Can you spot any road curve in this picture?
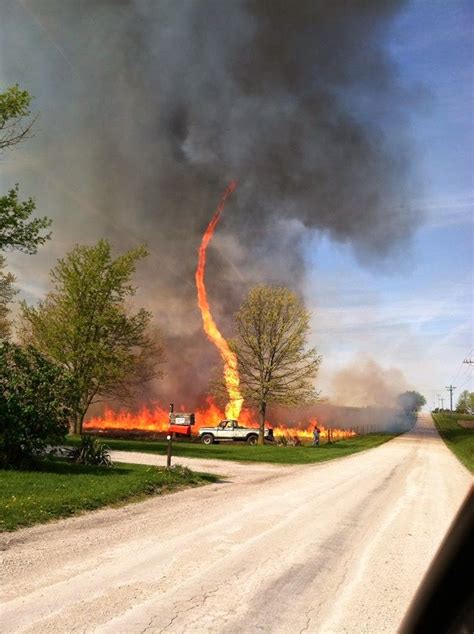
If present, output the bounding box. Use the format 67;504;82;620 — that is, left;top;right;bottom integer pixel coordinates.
1;414;471;633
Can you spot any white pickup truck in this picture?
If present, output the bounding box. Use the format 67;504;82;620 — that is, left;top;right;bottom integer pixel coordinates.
199;419;273;445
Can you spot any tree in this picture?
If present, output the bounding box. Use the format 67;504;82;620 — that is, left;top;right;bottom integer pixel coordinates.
231;286;321;444
0;341;73;467
0;85;50;337
0;256;17;338
397;391;426;413
0;84;36;152
0;85;51;253
19;239;165;434
0;184;51;254
456;390;474;415
396;390;426;428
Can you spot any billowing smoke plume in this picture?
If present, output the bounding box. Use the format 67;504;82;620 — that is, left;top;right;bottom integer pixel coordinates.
330;358;411;408
268;358;416;434
1;0;418;405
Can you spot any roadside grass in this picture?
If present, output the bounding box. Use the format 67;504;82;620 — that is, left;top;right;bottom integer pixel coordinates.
432;413;474;472
0;460;218;532
66;433;396;465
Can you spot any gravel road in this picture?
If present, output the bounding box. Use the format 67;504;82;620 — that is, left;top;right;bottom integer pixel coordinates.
1;413;471;633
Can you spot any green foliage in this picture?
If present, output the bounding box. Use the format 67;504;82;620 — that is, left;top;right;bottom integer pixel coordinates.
0;85;51;255
231;285;321;443
0;84;34;151
67;435;112;467
0;255;17;338
20;239;165;433
456;390;474;415
0;184;51;254
0;342;73;467
0;460;217;531
65;433;396;465
432;413;473;472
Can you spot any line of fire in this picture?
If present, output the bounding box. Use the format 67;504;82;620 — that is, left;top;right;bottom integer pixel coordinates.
84;183;356;445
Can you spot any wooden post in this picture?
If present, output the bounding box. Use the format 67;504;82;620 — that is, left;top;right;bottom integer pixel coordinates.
166;434;172;469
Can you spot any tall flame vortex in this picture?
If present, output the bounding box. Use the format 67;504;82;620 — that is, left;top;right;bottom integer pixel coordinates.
195;181;243;420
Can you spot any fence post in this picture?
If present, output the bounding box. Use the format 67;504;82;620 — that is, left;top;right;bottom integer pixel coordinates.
166;434;173;469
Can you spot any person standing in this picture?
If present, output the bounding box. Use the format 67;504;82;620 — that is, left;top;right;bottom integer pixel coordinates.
312;425;321;446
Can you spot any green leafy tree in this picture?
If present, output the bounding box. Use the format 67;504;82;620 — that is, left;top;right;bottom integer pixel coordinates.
0;185;51;254
20;239;165;434
0;84;36;151
0;85;51;254
0;341;73;467
0;85;50;341
0;256;17;339
231;286;321;444
456;390;474;415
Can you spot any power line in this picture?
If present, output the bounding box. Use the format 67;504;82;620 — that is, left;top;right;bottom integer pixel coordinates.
451;348;474;383
456;375;474;391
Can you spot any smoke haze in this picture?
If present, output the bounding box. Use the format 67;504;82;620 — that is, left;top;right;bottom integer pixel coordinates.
1;0;419;404
331;358;411;408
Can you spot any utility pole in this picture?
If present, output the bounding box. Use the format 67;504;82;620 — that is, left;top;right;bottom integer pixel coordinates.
440;397;445;410
445;385;456;412
463;359;474;365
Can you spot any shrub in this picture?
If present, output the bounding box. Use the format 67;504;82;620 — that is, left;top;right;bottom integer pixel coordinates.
67;435;112;467
0;342;73;467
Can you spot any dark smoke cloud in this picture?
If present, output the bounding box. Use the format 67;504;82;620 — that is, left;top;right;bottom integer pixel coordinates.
2;0;419;405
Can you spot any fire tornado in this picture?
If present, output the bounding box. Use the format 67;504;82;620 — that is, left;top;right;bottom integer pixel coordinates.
195;181;243;420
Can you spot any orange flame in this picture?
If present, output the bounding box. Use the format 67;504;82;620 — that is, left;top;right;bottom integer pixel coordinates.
195;181;243;420
83;398;356;442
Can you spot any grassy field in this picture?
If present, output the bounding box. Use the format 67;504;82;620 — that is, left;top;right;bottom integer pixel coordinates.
450;413;474;421
432;413;474;472
0;461;217;532
66;433;396;465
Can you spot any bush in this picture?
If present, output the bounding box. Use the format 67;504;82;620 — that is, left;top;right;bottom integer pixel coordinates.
67;435;112;467
0;342;73;467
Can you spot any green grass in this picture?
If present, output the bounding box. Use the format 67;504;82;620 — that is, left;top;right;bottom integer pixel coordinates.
66;433;396;465
449;413;474;421
432;413;474;472
0;460;218;532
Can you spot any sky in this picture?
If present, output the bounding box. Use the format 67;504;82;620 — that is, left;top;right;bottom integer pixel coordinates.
0;0;473;412
304;0;473;407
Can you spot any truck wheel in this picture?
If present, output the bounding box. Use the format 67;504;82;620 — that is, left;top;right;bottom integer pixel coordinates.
201;434;214;445
246;434;258;445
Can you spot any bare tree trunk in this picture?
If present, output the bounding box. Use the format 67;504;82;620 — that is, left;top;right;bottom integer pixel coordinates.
258;401;266;445
69;409;86;435
69;412;80;435
77;409;87;436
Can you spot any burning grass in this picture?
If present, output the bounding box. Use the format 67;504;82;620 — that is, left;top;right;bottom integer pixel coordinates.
67;433;395;465
0;460;218;532
84;399;357;443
